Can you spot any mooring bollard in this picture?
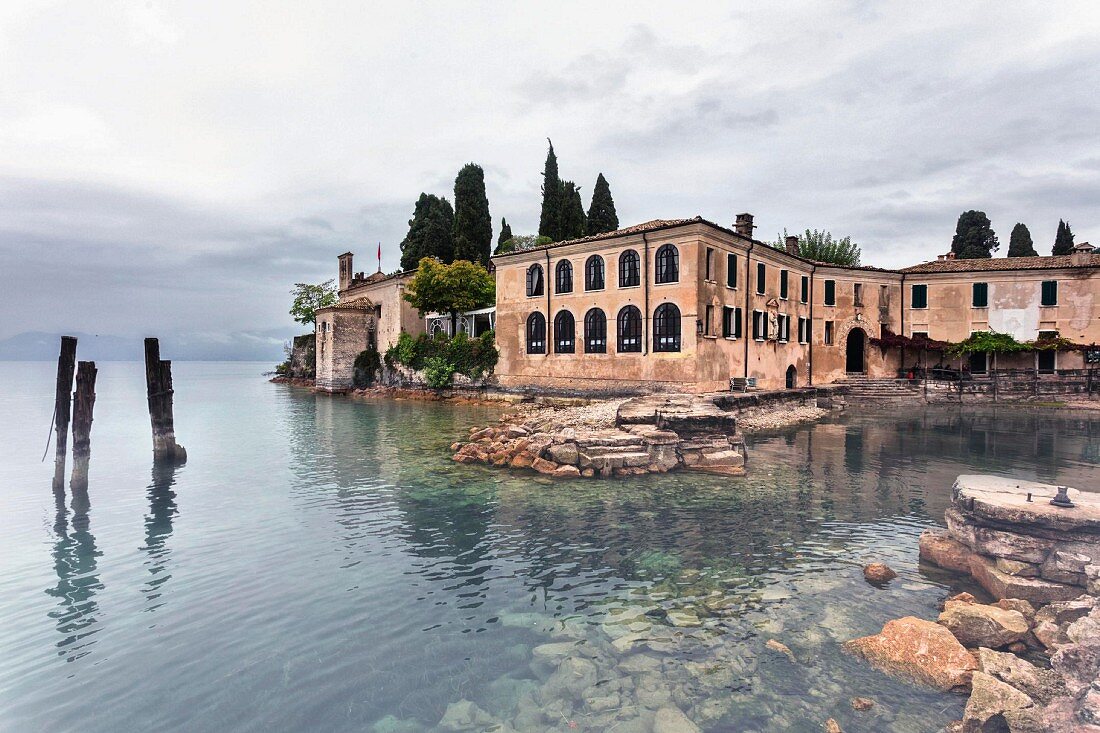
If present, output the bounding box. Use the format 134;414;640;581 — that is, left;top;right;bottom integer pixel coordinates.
69;361;97;491
144;338;187;464
51;336;78;492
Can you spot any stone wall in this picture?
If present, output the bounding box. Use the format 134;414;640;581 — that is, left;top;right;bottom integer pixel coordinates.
315;310;370;392
289;334;315;378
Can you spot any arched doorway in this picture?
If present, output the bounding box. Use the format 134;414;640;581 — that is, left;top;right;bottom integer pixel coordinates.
785;365;797;389
846;327;866;374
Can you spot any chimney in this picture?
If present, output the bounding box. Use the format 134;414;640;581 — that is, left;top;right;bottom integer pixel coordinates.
946;251;957;260
785;235;799;255
1072;241;1094;266
338;252;354;291
734;213;755;238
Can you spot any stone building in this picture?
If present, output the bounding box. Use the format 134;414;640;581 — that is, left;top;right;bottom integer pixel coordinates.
491;216;1100;393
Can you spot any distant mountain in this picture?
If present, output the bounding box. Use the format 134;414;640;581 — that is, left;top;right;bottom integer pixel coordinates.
0;330;306;361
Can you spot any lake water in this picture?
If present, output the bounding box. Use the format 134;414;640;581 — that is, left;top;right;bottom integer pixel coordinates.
1;362;1098;733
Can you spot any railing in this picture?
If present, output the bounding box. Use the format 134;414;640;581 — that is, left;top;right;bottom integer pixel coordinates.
892;366;1099;400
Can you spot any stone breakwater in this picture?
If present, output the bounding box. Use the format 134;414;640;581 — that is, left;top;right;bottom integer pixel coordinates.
847;476;1100;732
452;394;748;478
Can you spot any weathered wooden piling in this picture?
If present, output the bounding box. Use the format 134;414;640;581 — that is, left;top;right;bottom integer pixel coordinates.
144;338;187;464
69;361;97;491
51;336;78;491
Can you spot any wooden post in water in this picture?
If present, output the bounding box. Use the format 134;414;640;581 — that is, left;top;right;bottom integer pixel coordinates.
70;361;98;491
52;336;78;491
144;338;187;464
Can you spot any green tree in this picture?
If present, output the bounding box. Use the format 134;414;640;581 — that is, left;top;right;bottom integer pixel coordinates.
951;210;998;259
400;194;455;271
586;172;619;235
497;218;512;249
289;279;338;326
1007;223;1037;257
403;257;495;334
452;163;492;266
1053;219;1075;255
496;234;550;254
538;139;562;241
771;229;861;266
559;180;587;240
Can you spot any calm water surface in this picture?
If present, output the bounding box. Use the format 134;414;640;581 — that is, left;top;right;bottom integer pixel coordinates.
1;362;1098;733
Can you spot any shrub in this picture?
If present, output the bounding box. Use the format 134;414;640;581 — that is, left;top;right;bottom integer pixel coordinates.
383;329;499;384
353;347;381;388
423;357;456;388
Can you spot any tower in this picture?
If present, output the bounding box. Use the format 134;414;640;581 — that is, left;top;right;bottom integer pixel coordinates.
338;252;353;292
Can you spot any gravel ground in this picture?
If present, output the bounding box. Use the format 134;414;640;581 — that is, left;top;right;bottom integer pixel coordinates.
737;405;828;432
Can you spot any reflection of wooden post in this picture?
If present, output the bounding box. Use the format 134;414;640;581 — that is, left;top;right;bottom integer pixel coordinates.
52;336;78;491
144;338;187;464
70;361;97;491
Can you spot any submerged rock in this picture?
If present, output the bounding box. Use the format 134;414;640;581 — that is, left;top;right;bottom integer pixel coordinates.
824;719;844;733
850;697;875;711
653;705;702;733
844;616;978;691
863;562;898;584
765;639;795;661
437;700;498;732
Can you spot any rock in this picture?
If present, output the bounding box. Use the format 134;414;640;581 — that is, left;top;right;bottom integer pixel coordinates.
541;657;598;700
437;700;498;731
991;599;1036;624
946;508;1054;565
995;558;1040;577
666;610;701;627
969;555;1082;605
510;452;534;469
504;425;529;439
1066;607;1100;645
863;562;898;583
1034;595;1096;627
962;671;1034;732
920;530;976;574
1032;620;1069;649
1041;551;1091;586
843;616;978;691
653;706;701;733
850;697;874;711
371;715;425;733
945;592;979;606
553;464;581;478
976;648;1066;705
581;467;595;478
1087;565;1100;595
766;639;795;660
938;602;1029;648
548;442;580;465
553;427;577;443
824;719;843;733
531;457;558;475
1051;638;1100;696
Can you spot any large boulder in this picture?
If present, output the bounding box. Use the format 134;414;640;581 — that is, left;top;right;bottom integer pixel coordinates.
969;555;1082;605
962;671;1034;732
939;601;1029;648
976;648;1066;705
844;616;978;691
920;529;976;574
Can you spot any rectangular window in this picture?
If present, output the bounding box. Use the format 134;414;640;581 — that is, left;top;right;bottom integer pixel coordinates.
705;247;714;281
780;270;789;300
756;263;766;295
911;331;929;339
911;284;928;309
798;317;809;344
853;283;863;307
777;314;789;342
734;307;743;338
972;282;988;308
752;310;763;341
824;279;836;306
722;307;735;338
705;305;714;336
1037;330;1057;373
1041;280;1058;306
824;320;835;345
726;253;737;288
800;276;809;304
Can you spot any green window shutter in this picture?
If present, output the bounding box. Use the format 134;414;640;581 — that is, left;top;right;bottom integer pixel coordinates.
800;276;809;303
727;253;737;288
972;282;988;308
912;284;927;309
1041;280;1058;306
734;308;743;338
824;280;835;306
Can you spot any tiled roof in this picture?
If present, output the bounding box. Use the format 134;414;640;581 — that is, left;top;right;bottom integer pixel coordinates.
320;296;375;311
493;217;713;257
900;253;1100;274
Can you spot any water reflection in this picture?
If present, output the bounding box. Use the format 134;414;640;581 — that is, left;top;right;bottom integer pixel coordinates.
44;487;103;662
140;463;180;612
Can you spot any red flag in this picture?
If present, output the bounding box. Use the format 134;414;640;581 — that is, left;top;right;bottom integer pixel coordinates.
377;242;381;271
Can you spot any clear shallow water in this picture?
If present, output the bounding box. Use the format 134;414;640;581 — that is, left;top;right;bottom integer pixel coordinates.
1;362;1098;733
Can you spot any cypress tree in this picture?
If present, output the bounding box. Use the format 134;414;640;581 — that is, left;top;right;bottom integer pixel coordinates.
452;163;492;266
558;180;587;240
538;139;562;241
421;196;455;264
497;218;512;248
950;210;998;259
586;173;619;235
1052;219;1075;255
399;193;434;271
1007;223;1037;257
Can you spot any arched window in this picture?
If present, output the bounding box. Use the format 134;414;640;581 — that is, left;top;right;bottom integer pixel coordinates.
653;303;681;352
526;264;544;297
619;249;640;288
526;312;546;354
617;306;642;353
585;255;605;291
554;311;575;353
655;244;679;284
584;308;607;353
555;260;573;294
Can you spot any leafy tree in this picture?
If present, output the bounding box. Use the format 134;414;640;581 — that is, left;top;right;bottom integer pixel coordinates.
951;210;998;259
452;163;492;266
1053;219;1075;255
400;194;455;270
586;172;619;235
289;279;338;326
559;180;587;240
403;257;495;334
771;229;861;266
1007;223;1037;257
496;234;551;254
497;218;512;248
538;139;562;241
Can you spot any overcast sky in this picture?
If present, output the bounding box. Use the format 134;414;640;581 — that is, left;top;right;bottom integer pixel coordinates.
1;1;1098;351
